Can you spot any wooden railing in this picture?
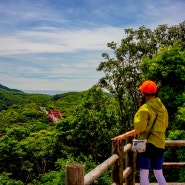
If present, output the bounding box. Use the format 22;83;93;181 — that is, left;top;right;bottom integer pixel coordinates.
65;139;185;185
163;140;185;169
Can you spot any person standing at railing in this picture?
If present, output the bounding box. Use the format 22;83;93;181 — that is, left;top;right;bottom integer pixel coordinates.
113;80;168;185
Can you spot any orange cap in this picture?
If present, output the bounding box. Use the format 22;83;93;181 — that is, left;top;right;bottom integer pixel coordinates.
139;80;157;93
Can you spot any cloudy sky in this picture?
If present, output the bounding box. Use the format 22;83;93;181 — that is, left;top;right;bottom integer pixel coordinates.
0;0;185;93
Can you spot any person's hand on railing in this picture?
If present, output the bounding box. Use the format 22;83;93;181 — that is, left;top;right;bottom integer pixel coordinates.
112;129;143;144
112;134;126;144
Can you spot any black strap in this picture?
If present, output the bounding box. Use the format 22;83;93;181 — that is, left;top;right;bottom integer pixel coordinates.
147;114;158;139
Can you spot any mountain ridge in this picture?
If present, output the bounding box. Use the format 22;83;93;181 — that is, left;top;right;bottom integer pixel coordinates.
0;84;23;93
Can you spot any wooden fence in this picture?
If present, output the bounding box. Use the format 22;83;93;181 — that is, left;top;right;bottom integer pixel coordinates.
65;139;185;185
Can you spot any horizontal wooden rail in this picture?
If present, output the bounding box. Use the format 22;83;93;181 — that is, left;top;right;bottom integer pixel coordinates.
84;154;119;185
165;140;185;146
163;162;185;168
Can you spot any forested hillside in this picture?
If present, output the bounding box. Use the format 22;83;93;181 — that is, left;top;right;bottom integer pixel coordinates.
0;21;185;184
0;86;118;185
0;88;85;131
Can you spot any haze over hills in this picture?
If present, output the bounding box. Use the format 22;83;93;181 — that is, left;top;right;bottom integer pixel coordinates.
24;90;70;95
0;84;70;95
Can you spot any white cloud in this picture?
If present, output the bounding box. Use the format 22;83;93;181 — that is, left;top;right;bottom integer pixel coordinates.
0;26;123;56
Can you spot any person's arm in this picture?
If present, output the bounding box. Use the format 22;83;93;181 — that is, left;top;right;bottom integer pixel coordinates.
112;129;144;144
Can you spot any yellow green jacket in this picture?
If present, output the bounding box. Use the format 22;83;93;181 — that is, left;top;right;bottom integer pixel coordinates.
134;97;168;149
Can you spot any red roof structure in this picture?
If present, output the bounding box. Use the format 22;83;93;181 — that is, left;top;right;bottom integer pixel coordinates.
48;110;62;123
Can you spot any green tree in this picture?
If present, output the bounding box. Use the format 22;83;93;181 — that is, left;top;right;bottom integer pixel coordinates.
0;127;59;184
171;104;185;131
140;46;185;117
56;86;120;162
97;21;185;130
0;173;24;185
0;127;30;181
97;36;142;131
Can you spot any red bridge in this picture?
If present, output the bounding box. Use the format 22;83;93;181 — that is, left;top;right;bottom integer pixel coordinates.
48;110;62;123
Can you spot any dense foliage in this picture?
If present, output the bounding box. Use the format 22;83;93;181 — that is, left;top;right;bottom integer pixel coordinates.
0;21;185;184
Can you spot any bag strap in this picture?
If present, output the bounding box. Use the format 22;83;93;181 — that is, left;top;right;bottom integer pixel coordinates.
147;113;158;139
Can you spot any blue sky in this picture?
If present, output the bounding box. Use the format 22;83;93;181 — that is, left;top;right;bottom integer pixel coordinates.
0;0;185;92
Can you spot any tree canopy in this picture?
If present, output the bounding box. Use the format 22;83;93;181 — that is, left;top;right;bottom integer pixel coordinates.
97;21;185;130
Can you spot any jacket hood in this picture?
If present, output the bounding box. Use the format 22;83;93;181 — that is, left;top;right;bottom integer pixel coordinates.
146;97;166;113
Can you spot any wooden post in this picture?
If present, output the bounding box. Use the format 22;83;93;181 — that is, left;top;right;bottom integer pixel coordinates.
111;141;124;185
66;163;84;185
132;150;136;185
125;137;135;185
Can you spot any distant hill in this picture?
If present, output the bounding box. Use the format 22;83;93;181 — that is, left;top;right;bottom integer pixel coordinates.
0;84;22;93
